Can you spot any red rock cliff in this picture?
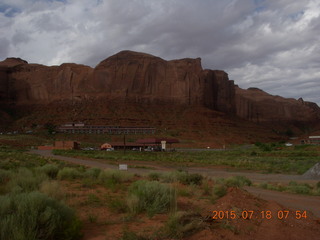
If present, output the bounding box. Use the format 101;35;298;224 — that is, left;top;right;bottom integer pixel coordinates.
235;87;320;123
0;51;235;113
0;51;319;125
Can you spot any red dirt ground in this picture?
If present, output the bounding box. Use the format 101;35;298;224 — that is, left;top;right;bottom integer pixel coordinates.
59;179;320;240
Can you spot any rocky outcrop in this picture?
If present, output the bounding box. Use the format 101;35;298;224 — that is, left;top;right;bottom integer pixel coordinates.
0;51;235;113
0;51;319;126
235;87;320;123
89;51;205;104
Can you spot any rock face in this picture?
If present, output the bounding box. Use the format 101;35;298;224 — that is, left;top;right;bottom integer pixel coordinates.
235;87;320;123
89;51;205;104
0;51;235;113
0;50;319;126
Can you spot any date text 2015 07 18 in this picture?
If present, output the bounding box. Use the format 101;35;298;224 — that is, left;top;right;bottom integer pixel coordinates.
212;210;308;220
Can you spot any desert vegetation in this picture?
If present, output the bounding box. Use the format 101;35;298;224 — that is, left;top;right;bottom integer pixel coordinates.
258;180;320;196
1;135;320;239
1;144;265;239
53;143;320;174
0;146;82;240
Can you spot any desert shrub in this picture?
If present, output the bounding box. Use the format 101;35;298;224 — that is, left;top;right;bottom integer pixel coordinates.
0;191;81;240
0;169;11;184
202;179;211;195
178;173;203;185
161;211;204;239
288;181;298;186
287;185;311;195
84;167;101;179
127;180;176;217
269;183;286;192
259;182;268;189
148;172;162;181
161;171;179;183
213;184;227;198
99;169;134;184
160;171;203;185
39;180;65;200
57;167;82;180
37;164;60;179
9;168;48;193
224;176;252;187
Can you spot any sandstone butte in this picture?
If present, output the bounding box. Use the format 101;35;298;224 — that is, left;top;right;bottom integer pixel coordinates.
0;50;319;133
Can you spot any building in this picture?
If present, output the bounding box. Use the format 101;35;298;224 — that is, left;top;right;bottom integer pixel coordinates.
300;136;320;145
309;136;320;144
57;123;156;135
109;138;179;151
38;141;80;150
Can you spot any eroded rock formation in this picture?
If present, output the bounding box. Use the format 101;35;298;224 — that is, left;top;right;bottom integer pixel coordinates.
0;50;319;126
235;87;320;123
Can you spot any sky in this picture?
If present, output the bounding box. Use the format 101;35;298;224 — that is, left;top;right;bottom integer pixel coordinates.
0;0;319;105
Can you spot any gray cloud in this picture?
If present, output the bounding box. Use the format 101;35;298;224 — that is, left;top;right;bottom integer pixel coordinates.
0;38;10;58
0;0;319;105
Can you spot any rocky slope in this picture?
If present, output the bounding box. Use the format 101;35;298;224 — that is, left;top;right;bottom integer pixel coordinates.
0;50;319;134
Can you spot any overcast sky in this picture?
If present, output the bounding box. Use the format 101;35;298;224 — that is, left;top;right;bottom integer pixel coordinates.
0;0;319;105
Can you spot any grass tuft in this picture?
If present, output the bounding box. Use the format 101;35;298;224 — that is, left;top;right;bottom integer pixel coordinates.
127;180;176;217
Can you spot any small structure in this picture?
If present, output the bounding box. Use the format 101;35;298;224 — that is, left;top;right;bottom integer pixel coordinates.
54;141;80;150
136;138;179;151
119;164;128;171
100;143;113;150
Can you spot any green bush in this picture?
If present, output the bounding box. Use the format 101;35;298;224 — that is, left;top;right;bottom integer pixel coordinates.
57;167;82;180
98;169;134;184
161;172;179;183
259;182;268;189
39;180;65;200
0;191;81;240
213;184;227;198
106;195;128;213
37;164;60;179
287;185;311;195
177;173;203;185
148;172;162;181
288;181;298;186
224;176;252;187
317;181;320;189
84;168;101;179
127;180;176;217
161;211;204;239
9;168;48;193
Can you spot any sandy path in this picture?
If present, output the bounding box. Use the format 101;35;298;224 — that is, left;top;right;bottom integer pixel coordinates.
30;149;320;218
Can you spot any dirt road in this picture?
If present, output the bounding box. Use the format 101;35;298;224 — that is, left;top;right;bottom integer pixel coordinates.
30;149;320;218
